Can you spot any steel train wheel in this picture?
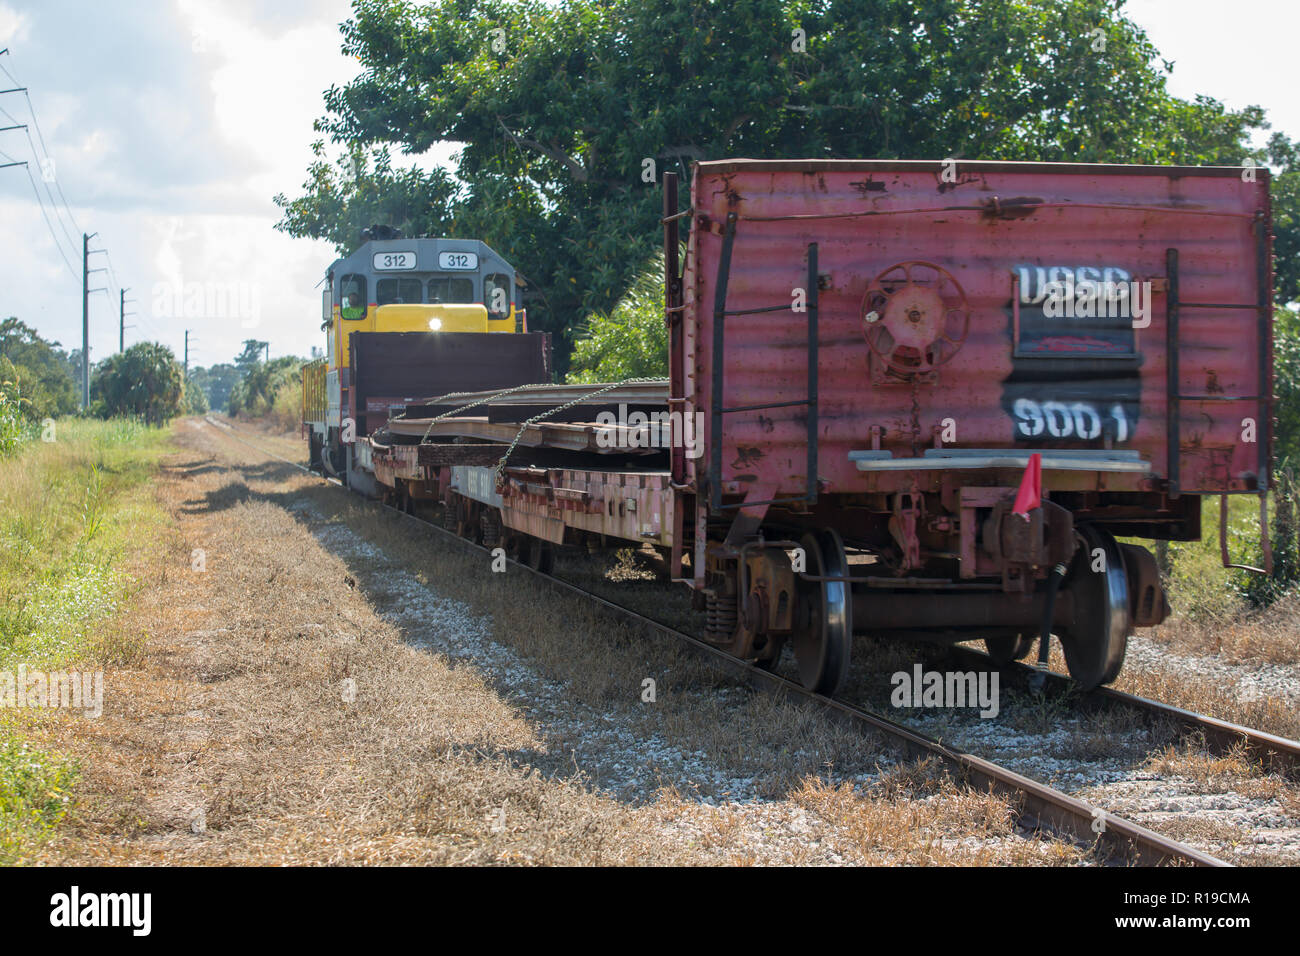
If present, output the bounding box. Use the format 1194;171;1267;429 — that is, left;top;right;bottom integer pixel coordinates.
791;530;853;695
1058;526;1130;690
442;493;461;531
984;633;1035;666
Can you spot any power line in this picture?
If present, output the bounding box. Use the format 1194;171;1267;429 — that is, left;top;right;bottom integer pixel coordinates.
22;162;79;280
1;134;80;274
2;50;94;276
19;125;81;254
2;47;131;350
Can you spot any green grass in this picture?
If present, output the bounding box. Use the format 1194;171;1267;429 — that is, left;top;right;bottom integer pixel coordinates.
0;418;170;666
0;417;171;863
1157;494;1285;622
0;734;78;864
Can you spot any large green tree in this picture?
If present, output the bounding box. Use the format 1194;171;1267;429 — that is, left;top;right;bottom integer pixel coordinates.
0;318;78;420
567;253;668;383
228;356;306;418
276;0;1293;373
90;343;185;425
187;363;243;413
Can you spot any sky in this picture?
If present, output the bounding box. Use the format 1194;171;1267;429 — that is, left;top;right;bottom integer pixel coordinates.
0;0;1297;371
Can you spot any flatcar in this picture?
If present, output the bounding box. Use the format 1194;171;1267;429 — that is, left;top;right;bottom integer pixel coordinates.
319;159;1276;697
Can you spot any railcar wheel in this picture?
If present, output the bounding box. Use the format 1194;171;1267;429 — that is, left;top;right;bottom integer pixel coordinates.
1058;526;1130;690
791;530;853;695
442;493;461;531
984;633;1035;666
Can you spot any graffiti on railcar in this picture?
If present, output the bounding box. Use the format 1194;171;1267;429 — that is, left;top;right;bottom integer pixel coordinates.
1001;265;1146;445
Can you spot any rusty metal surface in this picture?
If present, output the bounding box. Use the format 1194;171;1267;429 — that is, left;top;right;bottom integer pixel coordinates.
386;416;663;455
349;331;551;435
682;160;1272;505
417;442;512;466
498;467;676;545
408;380;669;408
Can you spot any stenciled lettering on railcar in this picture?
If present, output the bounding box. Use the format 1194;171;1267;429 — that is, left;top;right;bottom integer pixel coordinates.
1002;264;1146;445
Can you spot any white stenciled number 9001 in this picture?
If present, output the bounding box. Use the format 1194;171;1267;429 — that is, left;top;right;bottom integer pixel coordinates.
1013;398;1129;442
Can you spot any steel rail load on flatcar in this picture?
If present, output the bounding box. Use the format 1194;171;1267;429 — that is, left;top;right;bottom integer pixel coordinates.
305;159;1276;698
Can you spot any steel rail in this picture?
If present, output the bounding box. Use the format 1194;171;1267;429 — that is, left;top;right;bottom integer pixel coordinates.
945;644;1300;778
204;418;1229;866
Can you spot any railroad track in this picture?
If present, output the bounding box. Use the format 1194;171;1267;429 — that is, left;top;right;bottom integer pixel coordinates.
202;416;1232;866
941;644;1300;778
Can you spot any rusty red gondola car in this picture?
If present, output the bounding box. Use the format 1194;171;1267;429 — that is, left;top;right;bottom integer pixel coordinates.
356;158;1275;696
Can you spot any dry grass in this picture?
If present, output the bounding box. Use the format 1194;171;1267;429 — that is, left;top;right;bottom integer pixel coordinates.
1145;591;1300;667
19;418;1101;865
1112;664;1300;742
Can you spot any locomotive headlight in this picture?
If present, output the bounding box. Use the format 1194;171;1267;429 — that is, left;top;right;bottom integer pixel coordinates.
427;317;442;331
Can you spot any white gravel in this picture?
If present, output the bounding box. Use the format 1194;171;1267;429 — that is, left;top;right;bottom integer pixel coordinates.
897;667;1300;864
1123;632;1300;703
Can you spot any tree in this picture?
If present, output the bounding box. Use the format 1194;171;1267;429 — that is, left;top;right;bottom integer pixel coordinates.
276;0;1282;375
183;376;210;415
567;254;668;383
0;374;31;454
0;317;78;420
228;356;305;418
90;342;185;425
187;363;243;413
235;339;269;375
1273;307;1300;465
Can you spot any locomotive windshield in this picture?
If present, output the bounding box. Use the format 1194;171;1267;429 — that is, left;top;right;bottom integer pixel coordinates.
428;275;475;304
376;277;423;305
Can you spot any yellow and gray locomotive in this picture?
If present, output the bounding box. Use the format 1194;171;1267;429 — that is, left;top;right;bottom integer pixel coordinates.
302;231;549;488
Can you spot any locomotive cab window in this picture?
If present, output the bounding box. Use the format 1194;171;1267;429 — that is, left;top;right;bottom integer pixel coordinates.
484;273;511;319
428;275;475;304
377;277;423;305
339;274;367;320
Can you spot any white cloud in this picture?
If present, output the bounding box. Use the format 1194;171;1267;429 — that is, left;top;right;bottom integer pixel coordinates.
0;3;30;45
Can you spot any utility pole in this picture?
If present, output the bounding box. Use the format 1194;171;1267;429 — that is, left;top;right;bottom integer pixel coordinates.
264;343;270;363
119;288;135;353
184;329;190;375
81;233;108;407
81;238;88;408
82;234;91;407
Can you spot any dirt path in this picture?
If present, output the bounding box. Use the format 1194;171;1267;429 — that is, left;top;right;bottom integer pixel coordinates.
33;419;1091;865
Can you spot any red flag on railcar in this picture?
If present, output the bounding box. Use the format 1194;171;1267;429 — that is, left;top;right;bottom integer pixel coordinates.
1012;453;1042;519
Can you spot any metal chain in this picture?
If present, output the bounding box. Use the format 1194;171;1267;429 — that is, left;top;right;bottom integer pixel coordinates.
493;376;667;481
406;381;561;445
